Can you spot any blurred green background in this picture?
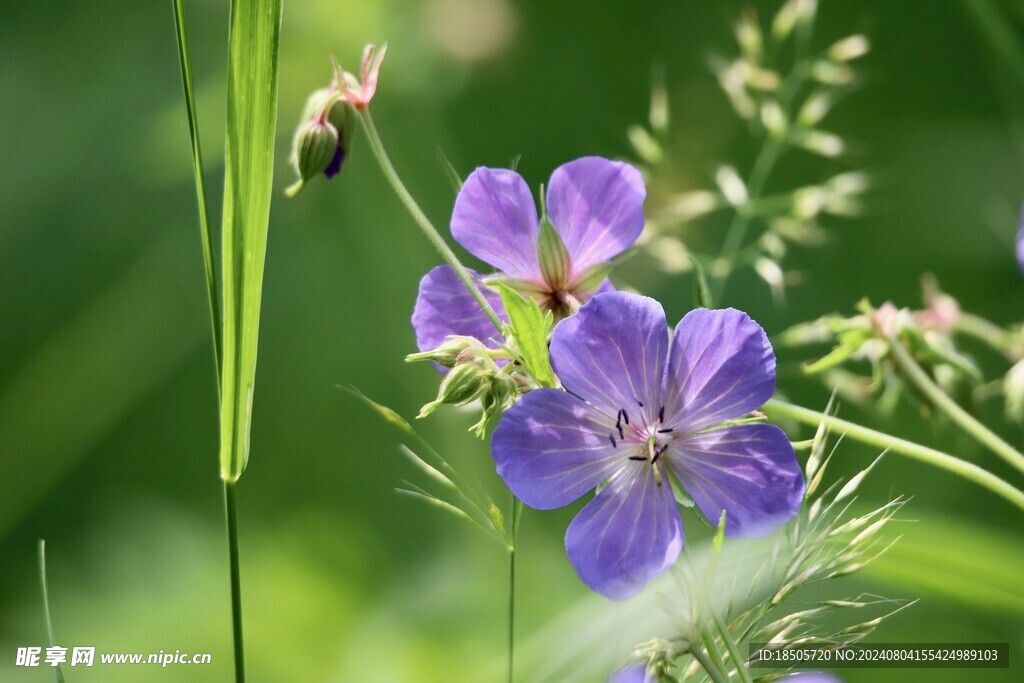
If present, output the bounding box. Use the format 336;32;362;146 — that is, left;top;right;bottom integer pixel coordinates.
2;0;1023;680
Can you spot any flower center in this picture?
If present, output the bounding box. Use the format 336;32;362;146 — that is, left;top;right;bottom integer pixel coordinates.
606;404;675;486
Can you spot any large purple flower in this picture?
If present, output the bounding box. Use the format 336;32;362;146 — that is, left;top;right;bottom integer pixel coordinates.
492;292;805;600
412;157;645;359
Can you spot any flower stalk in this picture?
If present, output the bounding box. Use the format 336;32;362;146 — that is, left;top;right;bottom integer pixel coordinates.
356;108;505;333
762;398;1024;511
888;337;1024;477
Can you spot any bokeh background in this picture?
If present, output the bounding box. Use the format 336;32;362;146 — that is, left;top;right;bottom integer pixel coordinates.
2;0;1023;680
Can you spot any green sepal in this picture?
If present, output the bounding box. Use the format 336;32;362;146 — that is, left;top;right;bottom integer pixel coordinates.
535;216;572;289
496;284;557;387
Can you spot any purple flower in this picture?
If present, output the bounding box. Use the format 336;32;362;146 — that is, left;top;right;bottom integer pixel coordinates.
610;661;656;683
491;292;805;600
1017;203;1024;274
412;157;645;360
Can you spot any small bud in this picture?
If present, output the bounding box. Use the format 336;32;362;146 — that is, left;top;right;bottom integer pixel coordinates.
417;363;488;418
760;100;788;138
798;130;845;157
829;35;870;62
406;335;483;368
627;125;664;165
811;60;854;85
736;13;763;57
536;216;572;289
715;166;748;207
797;90;833;127
295;119;339;182
1005;359;1024;423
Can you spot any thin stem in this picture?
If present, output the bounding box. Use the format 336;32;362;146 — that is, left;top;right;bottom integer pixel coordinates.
507;494;523;683
763;398;1024;511
357;108;505;334
954;312;1020;361
224;482;245;683
689;643;730;683
172;0;222;386
713;136;784;298
714;613;754;683
888;338;1024;477
38;540;66;683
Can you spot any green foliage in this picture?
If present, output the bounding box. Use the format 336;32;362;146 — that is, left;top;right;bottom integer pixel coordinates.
218;0;284;482
496;284;556;388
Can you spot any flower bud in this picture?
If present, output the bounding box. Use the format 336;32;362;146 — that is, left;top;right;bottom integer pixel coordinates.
295;119;339;182
1005;359;1024;423
406;335;483;368
417;363;488;418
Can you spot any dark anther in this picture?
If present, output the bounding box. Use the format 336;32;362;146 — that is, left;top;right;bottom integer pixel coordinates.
609;434;617;448
657;428;674;434
628;455;646;461
658;405;665;423
651;445;669;464
617;424;625;439
636;399;644;407
621;409;630;425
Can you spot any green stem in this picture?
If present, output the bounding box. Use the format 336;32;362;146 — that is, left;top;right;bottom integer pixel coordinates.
357;108;505;334
172;0;222;385
954;312;1021;361
38;540;65;683
713;137;784;297
763;398;1024;511
224;482;245;683
507;495;523;683
888;338;1024;477
713;614;753;683
689;644;730;683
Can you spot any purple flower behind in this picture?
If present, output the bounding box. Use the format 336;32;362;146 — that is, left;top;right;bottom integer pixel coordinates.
610;661;657;683
491;291;805;600
1017;203;1024;274
412;157;645;362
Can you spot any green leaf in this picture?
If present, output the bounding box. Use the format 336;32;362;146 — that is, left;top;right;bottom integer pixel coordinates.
802;330;869;374
172;0;221;387
218;0;284;482
496;284;556;387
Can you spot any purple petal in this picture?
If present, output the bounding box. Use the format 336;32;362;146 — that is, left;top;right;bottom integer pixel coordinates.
546;157;646;273
451;167;540;279
491;389;623;510
411;265;506;359
661;308;776;432
565;463;683;600
1017;203;1024;275
550;292;668;417
667;424;804;538
610;661;656;683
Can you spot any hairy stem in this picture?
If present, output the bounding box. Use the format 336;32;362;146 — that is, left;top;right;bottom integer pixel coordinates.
508;495;523;683
888;338;1024;477
763;398;1024;511
224;482;245;683
357;108;505;333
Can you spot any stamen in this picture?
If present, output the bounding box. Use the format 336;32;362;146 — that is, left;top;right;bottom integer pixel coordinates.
657;428;674;434
609;434;618;448
628;455;646;461
658;405;665;423
652;444;669;464
621;409;630;425
617;424;624;439
636;399;644;408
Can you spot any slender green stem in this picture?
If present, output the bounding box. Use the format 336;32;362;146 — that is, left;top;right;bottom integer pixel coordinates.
357;108;505;334
172;0;222;384
954;312;1020;361
224;482;245;683
507;494;523;683
702;633;732;683
38;540;65;683
713;614;753;683
888;338;1024;477
689;643;730;683
763;398;1024;511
